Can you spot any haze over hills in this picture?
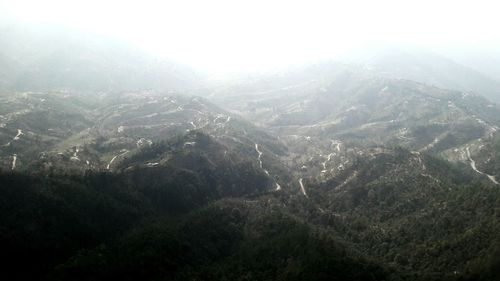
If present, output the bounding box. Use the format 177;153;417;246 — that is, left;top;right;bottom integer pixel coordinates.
438;46;500;81
335;46;500;102
1;11;500;281
0;22;202;93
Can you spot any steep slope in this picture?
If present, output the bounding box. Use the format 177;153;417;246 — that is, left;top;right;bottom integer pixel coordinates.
285;147;500;278
0;91;95;169
117;131;279;200
0;91;291;192
54;200;392;281
211;69;500;183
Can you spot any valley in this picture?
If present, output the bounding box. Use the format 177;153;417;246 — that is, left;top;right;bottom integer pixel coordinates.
2;69;500;280
1;17;500;281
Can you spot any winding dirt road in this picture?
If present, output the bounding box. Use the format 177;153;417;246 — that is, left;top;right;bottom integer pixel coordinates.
466;146;499;185
107;150;129;170
299;178;308;197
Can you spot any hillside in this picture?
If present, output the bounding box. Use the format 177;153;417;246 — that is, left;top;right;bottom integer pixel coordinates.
336;47;500;102
1;19;500;281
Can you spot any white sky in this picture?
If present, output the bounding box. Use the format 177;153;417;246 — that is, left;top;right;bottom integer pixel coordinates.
1;0;499;72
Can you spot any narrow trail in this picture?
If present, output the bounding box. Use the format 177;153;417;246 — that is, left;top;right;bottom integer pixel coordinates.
2;129;24;146
474;117;499;138
254;143;269;175
11;154;17;170
420;136;440;152
213;115;231;124
327;152;334;162
321;153;335;172
299;178;308;197
330;140;342;152
254;143;281;190
107;150;129;170
466;146;499;185
13;129;23;140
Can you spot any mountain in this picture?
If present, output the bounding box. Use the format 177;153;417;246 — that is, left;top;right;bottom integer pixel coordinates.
438;46;500;81
2;67;500;280
0;91;288;189
336;46;500;102
210;67;500;183
0;22;202;93
2;21;500;280
297;147;500;277
0;170;393;281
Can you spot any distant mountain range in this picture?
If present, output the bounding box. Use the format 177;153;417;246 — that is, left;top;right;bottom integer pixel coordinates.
336;46;500;102
0;22;202;93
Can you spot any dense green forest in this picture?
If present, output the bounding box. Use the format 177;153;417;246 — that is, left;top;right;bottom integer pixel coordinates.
0;170;389;281
1;144;500;281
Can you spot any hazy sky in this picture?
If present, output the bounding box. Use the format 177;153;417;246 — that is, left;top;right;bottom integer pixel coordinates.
1;0;499;72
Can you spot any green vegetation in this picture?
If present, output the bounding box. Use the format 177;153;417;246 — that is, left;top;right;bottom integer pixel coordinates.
2;143;500;280
1;57;500;281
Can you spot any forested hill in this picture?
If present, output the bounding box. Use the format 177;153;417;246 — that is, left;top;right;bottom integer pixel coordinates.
2;18;500;281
